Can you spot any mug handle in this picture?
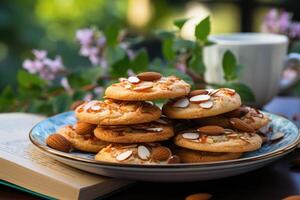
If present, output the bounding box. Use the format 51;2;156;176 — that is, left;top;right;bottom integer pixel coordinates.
279;53;300;93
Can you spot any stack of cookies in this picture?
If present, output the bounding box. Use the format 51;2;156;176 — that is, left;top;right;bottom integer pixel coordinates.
162;88;269;163
46;71;270;165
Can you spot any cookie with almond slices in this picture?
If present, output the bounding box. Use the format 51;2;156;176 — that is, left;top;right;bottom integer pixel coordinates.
162;88;241;119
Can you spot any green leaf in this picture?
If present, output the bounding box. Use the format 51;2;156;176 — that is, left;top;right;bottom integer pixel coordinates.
81;67;104;82
105;46;126;66
154;30;175;39
17;70;46;89
216;82;255;102
28;100;53;115
162;38;175;61
110;55;131;78
222;50;238;81
51;94;73;114
173;18;189;29
188;53;205;75
0;86;15;112
195;16;210;42
104;25;120;46
130;49;149;73
173;38;196;52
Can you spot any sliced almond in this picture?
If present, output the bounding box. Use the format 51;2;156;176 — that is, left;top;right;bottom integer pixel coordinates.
146;127;163;132
189;89;209;97
74;122;96;135
208;89;221;96
133;82;153;91
90;105;101;111
46;134;73;152
270;132;284;142
224;88;236;95
137;145;151;160
227;133;238;138
151;146;171;161
199;100;214;109
137;72;162;81
128;76;140;84
197;125;225;135
229;118;255;132
182;132;199;140
173;98;190;108
206;138;214;144
116;150;133;161
189;94;210;103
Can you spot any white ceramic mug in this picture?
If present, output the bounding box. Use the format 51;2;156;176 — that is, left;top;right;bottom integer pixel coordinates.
203;33;288;106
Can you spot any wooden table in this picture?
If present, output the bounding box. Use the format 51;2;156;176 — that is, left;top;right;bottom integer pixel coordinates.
1;97;300;200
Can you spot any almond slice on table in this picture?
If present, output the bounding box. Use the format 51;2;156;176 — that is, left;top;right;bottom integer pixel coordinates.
199;100;214;109
173;98;190;108
74;122;96;135
189;89;209;97
116;150;133;161
189;94;211;103
137;145;151;160
151;146;171;161
229;118;255;132
182;132;199;140
128;76;140;84
46;134;73;152
197;125;225;135
137;72;162;81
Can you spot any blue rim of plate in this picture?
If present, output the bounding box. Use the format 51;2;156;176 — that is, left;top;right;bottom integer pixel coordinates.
29;111;300;168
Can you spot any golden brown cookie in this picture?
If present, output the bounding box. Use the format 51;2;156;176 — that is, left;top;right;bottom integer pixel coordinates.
105;74;191;101
57;125;108;153
75;99;161;125
194;106;270;130
162;88;241;119
175;148;242;163
174;129;262;153
95;143;179;164
94;120;174;143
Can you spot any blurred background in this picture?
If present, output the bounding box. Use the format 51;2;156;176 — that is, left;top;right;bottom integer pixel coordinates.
1;0;300;91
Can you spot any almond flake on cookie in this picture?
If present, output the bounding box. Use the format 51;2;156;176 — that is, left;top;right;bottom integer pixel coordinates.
199;100;214;109
137;145;151;160
128;76;140;84
182;132;199;140
189;94;211;103
116;150;133;161
173;98;190;108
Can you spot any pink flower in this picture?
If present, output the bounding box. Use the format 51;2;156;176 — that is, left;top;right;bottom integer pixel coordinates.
83;93;93;101
23;59;44;74
44;56;64;73
290;22;300;38
175;62;187;73
32;50;47;60
76;29;94;46
93;87;103;96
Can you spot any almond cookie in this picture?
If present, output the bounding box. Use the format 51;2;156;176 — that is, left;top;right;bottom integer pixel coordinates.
95;143;179;164
94;120;174;143
174;128;262;153
57;125;108;153
175;148;242;163
105;73;191;101
75;99;161;125
162;88;241;119
194;106;270;130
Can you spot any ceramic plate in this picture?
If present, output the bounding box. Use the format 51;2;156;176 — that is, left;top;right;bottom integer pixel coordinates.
29;111;300;182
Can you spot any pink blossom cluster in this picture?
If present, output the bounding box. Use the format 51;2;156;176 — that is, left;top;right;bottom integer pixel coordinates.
261;9;300;39
76;28;107;67
22;50;65;80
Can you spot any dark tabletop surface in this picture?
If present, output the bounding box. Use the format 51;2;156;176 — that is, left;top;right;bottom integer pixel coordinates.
1;97;300;200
